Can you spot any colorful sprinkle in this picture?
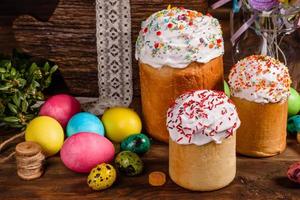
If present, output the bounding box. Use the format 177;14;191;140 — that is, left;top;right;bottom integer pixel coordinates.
167;90;240;145
135;7;224;68
228;55;291;103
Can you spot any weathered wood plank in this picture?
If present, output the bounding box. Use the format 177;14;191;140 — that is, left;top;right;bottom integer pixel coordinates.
12;0;97;96
1;1;300;96
0;0;208;97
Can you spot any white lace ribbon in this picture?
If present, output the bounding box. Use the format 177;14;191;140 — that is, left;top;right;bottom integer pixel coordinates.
82;0;133;115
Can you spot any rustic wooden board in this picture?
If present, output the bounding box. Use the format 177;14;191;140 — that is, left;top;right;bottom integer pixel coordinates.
0;0;209;97
0;129;300;200
1;1;300;96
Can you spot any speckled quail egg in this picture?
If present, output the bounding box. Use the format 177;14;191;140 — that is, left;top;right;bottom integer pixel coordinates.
115;151;143;176
87;163;116;190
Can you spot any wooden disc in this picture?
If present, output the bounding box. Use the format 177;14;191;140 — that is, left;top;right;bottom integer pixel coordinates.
149;171;166;186
16;141;42;157
17;170;43;181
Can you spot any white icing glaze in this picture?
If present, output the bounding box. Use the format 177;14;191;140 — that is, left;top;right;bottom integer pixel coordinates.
135;7;224;68
228;55;291;104
167;90;240;146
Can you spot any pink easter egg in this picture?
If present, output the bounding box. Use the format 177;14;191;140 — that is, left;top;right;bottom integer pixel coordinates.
287;161;300;183
39;94;81;128
60;132;115;173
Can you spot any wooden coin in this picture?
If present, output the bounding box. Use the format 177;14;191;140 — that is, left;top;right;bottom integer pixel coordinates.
17;170;43;181
148;171;166;186
16;141;42;157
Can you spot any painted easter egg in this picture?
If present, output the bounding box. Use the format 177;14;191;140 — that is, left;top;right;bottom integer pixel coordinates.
87;163;117;191
287;161;300;183
102;107;142;143
288;88;300;116
224;81;230;97
66;112;105;137
121;134;151;155
115;151;143;176
287;115;300;134
39;94;81;128
25;116;64;156
60;132;114;173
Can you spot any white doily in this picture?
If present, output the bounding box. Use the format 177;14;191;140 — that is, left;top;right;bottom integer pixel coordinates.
82;0;133;115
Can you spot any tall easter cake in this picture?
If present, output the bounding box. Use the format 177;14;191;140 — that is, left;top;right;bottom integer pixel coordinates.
136;7;225;143
167;90;240;191
229;55;291;157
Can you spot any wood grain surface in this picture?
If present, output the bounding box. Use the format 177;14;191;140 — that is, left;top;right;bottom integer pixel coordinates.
0;128;300;200
1;1;300;96
0;0;209;97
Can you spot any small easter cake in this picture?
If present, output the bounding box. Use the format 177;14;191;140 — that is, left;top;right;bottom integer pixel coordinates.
136;7;225;143
167;90;240;191
228;55;291;157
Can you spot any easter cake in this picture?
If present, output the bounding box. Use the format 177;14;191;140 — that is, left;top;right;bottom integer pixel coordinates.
167;90;240;191
228;55;291;157
136;7;225;143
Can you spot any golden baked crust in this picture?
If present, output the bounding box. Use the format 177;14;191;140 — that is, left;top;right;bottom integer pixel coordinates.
232;96;288;157
139;56;224;143
169;134;236;191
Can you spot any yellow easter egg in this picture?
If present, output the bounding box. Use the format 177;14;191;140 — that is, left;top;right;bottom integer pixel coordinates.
102;107;142;143
25;116;64;156
87;163;117;191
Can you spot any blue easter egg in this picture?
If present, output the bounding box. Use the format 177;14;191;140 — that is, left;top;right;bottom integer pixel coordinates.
66;112;105;137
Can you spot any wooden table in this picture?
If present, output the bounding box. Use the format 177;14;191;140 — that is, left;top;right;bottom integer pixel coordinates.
1;132;300;200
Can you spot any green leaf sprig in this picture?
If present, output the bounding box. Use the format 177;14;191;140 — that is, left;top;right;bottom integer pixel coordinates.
0;50;58;129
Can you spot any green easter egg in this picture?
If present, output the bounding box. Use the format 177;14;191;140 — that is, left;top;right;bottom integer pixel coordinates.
120;134;151;155
115;151;143;176
288;88;300;116
224;81;230;97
